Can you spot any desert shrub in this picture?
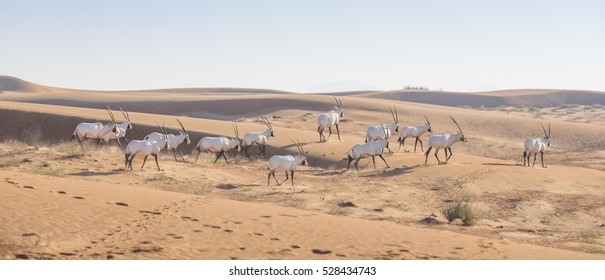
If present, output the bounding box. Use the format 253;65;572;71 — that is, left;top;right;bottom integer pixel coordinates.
441;201;477;226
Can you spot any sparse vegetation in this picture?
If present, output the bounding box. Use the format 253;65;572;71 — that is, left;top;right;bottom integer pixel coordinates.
0;158;23;168
403;85;431;91
23;165;64;177
328;207;352;216
441;200;477;226
2;139;29;151
147;173;175;183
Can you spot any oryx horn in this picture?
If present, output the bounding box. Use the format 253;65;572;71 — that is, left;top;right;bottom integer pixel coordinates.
449;116;464;135
176;118;188;135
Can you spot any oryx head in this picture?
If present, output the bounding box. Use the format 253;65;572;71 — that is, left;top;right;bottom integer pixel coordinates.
261;117;274;137
119;106;133;130
292;140;308;166
450;116;467;142
333;96;344;117
424;115;433;133
176;118;191;145
104;105;118;133
232;122;242;152
541;123;551;147
389;106;399;132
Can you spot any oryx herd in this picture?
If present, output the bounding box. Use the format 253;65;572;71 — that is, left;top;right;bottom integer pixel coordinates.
71;99;552;186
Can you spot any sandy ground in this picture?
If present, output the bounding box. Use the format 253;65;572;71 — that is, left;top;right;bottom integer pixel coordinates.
1;77;605;259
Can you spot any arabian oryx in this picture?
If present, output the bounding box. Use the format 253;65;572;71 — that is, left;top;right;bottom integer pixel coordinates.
71;105;117;145
145;118;191;161
100;106;133;145
317;97;344;142
398;115;433;152
124;123;171;171
523;123;551;168
267;140;308;186
347;126;391;172
424;116;467;164
195;122;242;164
365;106;399;153
242;117;274;158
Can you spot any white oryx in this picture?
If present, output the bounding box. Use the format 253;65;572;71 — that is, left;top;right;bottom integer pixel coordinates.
523;123;551;168
424;116;467;164
242;117;274;158
317;97;344;142
267;140;308;186
398;115;433;152
145;118;191;161
124;123;171;171
347;126;391;172
195;122;241;164
71;105;117;145
365;106;399;153
100;106;133;145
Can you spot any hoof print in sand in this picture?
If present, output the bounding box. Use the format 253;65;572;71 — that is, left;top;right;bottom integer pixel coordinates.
115;202;128;207
312;249;332;255
57;191;66;194
22;185;35;189
337;201;356;208
139;210;161;215
72;196;85;200
15;254;29;259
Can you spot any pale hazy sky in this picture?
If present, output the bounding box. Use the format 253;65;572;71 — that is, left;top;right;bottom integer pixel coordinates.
1;0;604;92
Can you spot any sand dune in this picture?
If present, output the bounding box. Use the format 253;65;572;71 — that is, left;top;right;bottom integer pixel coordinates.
0;75;294;95
352;89;605;108
1;76;605;260
2;170;602;260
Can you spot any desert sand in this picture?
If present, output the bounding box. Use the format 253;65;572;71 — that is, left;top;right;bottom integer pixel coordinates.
1;76;605;259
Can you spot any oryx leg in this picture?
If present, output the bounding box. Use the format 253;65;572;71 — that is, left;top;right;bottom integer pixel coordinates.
141;155;149;169
213;151;224;164
533;153;537;166
378;154;389;168
173;149;179;161
354;157;362;172
347;156;354;170
335;124;341;140
178;148;185;161
540;151;545;168
243;145;251;158
446;147;453;162
116;138;122;146
291;170;295;186
527;153;532;167
283;171;289;184
434;148;441;164
444;148;449;161
124;153;130;169
318;128;324;142
371;155;376;169
327;127;332;140
222;151;229;164
424;147;433;164
128;153;136;170
417;138;424;152
154;154;161;171
399;137;409;152
523;151;527;166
